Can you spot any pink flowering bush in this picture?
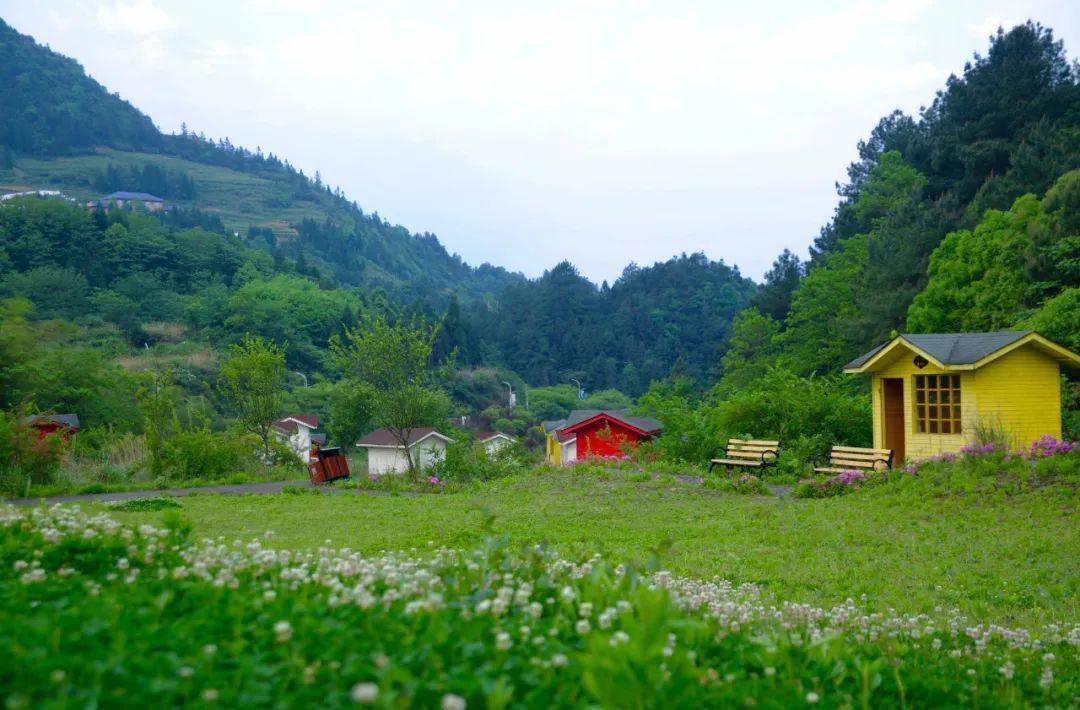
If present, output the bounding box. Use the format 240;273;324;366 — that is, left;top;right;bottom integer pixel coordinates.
889;436;1079;495
795;469;874;498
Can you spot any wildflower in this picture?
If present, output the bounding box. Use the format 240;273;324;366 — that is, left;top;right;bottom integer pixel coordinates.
441;694;466;710
495;631;511;651
764;667;775;677
576;619;591;634
610;631;630;646
350;682;379;704
551;653;567;667
50;669;66;683
999;661;1014;680
177;666;194;678
427;476;442;486
273;620;293;643
806;692;819;704
202;644;217;656
1040;667;1053;689
201;688;219;702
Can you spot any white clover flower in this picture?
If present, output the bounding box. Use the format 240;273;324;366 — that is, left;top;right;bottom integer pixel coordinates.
551;653;567;668
1040;667;1053;689
806;692;819;704
611;631;630;646
999;661;1014;680
264;590;277;602
440;693;466;710
201;688;219;702
13;560;27;571
575;620;591;635
560;586;575;602
764;666;775;677
350;682;378;704
578;602;593;618
50;669;66;683
177;666;194;678
274;620;293;642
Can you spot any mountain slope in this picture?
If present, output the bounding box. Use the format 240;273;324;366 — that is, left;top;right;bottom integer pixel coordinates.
0;17;522;305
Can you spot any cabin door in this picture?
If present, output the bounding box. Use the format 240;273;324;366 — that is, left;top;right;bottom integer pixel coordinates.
883;378;905;464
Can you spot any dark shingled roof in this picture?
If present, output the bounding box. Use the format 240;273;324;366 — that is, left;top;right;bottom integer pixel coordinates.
845;331;1033;370
20;413;81;430
355;427;449;447
104;191;165;202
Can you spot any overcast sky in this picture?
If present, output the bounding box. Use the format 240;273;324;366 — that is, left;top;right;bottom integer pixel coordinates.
2;1;1077;282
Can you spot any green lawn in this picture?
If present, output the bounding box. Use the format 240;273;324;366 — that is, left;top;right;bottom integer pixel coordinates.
104;469;1079;627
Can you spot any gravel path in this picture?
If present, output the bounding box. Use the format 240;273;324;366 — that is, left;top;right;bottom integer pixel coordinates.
3;479;316;507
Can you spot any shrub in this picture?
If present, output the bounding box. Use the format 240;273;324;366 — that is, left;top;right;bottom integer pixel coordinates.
794;469;873;498
704;473;770;495
0;411;64;495
430;439;531;484
162;429;250;481
109;497;182;512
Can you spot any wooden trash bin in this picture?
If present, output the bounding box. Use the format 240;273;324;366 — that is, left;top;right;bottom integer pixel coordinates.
307;446;350;485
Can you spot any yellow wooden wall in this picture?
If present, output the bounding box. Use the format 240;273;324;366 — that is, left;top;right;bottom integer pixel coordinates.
871;361;974;459
968;346;1061;448
869;343;1061;460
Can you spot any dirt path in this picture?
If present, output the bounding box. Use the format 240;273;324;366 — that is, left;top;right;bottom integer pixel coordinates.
4;479;316;507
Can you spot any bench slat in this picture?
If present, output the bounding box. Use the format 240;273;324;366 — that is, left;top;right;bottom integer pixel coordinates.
828;451;889;462
832;446;892;456
725;450;767;459
711;458;763;467
825;456;885;469
729;439;780;446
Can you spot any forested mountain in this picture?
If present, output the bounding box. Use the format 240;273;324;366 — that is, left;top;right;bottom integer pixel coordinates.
733;22;1080;384
454;256;754;394
0;18;522;306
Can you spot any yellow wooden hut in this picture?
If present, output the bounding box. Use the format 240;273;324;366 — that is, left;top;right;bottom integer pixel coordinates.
843;331;1080;462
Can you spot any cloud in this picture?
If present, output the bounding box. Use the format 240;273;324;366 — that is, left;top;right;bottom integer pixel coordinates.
967;16;1017;39
95;0;173;36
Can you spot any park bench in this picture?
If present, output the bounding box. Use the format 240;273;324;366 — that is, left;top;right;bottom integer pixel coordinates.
708;439;780;473
813;445;893;474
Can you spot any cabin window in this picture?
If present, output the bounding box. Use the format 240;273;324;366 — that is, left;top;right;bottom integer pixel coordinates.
914;374;962;434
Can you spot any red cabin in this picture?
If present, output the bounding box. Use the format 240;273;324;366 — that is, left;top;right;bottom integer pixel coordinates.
20;413;80;443
556;410;662;460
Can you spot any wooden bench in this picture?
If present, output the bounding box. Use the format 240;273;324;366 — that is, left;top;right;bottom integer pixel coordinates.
708;439;780;473
813;445;893;474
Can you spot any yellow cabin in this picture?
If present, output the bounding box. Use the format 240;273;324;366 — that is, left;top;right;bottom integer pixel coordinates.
844;331;1080;462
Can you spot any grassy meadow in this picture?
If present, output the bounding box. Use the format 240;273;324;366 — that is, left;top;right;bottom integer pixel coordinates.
96;467;1079;627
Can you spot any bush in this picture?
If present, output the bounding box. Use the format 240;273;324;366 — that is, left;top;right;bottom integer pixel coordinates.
640;369;871;468
0;411;64;495
429;438;531;484
703;473;770;495
162;429;250;481
109;497;182;512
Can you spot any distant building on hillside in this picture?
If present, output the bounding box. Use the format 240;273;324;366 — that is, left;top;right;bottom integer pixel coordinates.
88;191;166;212
477;431;515;455
543;410;662;465
271;414;322;461
355;427;452;475
844;331;1080;462
1;189;67;202
20;413;81;443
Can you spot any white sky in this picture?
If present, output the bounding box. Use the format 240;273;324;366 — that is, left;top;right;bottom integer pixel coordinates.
2;1;1077;282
